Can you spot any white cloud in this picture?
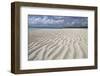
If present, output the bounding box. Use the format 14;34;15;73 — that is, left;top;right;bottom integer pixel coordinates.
29;16;64;24
54;16;64;19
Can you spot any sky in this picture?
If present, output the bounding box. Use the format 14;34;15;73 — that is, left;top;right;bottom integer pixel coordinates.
28;15;88;28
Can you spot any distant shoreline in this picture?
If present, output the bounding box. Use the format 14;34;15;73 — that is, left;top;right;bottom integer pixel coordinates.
28;27;88;29
28;27;88;32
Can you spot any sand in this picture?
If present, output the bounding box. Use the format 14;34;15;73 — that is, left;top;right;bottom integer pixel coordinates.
28;28;88;60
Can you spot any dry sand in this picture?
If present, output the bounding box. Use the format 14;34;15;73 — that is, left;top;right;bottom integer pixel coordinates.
28;28;88;60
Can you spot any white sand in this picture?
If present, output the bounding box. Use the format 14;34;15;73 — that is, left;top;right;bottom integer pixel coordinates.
28;28;88;60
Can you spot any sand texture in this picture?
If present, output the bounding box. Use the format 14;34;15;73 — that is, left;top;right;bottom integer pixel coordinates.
28;29;88;60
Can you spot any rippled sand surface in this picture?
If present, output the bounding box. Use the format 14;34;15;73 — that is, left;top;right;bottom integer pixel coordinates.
28;28;88;60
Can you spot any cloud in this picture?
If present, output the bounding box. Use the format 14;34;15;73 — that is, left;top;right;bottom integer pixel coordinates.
29;16;64;25
28;15;88;28
54;16;64;19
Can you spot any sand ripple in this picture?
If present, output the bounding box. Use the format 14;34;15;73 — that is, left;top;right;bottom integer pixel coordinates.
28;29;88;60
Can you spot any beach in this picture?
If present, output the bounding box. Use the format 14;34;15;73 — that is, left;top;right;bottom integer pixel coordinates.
28;28;88;60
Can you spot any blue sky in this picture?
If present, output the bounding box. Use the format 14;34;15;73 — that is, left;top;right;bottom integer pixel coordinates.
28;15;88;28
